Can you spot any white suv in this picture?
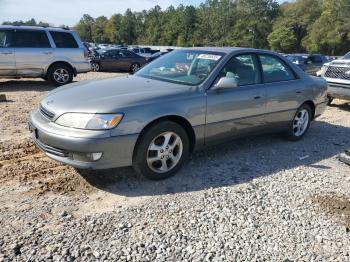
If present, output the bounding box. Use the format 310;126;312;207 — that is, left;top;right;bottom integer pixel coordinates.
0;25;91;86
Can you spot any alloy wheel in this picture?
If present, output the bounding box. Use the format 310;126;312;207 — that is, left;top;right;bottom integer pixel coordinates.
146;131;183;174
53;68;70;84
293;109;309;136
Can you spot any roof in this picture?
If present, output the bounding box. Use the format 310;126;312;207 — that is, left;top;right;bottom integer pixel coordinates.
179;46;279;55
0;25;71;32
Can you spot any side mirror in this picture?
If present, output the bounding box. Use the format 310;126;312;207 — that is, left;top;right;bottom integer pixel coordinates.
213;77;238;90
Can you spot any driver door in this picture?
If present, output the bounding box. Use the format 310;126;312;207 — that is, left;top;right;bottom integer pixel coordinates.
205;53;267;144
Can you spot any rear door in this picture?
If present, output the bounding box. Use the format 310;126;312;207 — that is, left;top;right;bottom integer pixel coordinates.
117;50;137;70
258;54;305;128
13;29;52;76
0;29;15;76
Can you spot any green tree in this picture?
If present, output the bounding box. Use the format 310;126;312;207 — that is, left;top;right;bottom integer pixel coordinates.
74;14;95;42
268;0;322;53
105;14;123;44
92;16;109;43
305;0;350;55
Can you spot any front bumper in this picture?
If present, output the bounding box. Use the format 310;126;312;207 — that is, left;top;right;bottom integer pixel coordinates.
324;77;350;100
29;110;138;169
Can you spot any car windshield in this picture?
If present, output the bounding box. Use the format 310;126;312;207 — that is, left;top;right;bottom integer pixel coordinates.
343;52;350;60
286;55;307;64
136;50;224;85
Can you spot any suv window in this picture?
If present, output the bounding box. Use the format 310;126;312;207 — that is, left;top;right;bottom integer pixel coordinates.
259;55;295;83
216;54;260;86
50;31;78;48
13;30;50;48
0;30;12;48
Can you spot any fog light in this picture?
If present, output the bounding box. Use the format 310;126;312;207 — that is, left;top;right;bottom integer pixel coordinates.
72;152;103;162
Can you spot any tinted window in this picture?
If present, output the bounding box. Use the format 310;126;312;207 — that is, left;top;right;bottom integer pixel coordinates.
259;55;295;83
216;54;260;86
0;30;12;48
119;50;135;58
13;30;50;48
310;55;323;63
50;31;78;48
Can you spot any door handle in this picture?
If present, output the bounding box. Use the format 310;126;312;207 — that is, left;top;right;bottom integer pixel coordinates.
1;52;12;55
296;91;302;94
43;51;52;55
254;96;261;100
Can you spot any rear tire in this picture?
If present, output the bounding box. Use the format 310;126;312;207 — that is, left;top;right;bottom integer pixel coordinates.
91;62;101;72
133;121;189;180
48;63;73;86
285;104;312;141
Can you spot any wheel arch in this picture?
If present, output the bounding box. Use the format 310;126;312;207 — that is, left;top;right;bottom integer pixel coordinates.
46;61;76;76
302;100;315;120
133;115;196;158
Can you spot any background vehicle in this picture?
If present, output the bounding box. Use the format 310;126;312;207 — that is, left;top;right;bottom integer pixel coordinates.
0;25;91;86
318;51;350;104
286;54;328;75
29;48;328;180
90;49;147;73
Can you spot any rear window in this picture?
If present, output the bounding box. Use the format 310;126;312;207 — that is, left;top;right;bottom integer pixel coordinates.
13;30;51;48
50;31;78;48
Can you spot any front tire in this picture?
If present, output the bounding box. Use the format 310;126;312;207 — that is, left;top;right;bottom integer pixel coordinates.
133;121;189;180
285;104;312;141
48;63;73;86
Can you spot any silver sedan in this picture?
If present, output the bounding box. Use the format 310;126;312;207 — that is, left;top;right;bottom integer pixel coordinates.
29;47;328;180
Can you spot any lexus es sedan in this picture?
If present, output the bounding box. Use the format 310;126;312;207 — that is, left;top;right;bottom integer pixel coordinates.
29;47;328;180
90;48;147;73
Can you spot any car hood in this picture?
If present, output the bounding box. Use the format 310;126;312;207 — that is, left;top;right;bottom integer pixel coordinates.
41;75;197;117
328;59;350;67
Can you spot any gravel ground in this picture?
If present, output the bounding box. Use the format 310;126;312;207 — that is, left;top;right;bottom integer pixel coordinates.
1;73;350;261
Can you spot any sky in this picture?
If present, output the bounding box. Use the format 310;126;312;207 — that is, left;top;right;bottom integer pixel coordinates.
0;0;288;26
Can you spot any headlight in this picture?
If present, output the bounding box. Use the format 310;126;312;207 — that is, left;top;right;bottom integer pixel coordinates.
55;113;123;130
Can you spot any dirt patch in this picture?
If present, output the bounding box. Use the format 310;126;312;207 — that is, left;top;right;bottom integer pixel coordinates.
311;195;350;229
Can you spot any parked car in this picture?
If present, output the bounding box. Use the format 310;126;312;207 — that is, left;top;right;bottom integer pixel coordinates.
146;51;169;62
29;47;328;180
90;49;147;73
0;25;91;86
286;54;328;76
317;51;350;104
128;47;152;57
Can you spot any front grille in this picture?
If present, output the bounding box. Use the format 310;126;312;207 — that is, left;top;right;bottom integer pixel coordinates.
33;137;69;157
325;66;350;80
39;105;55;120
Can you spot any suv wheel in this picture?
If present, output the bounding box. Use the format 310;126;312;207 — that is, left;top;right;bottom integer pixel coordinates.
133;121;189;180
130;63;140;73
48;63;73;86
285;104;312;141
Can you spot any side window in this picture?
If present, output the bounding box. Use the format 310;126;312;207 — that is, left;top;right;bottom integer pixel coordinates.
50;31;78;48
310;55;322;63
13;30;50;48
216;54;260;86
259;55;295;83
0;30;12;48
120;50;135;58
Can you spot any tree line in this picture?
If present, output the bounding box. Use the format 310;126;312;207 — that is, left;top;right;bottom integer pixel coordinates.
3;0;350;55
